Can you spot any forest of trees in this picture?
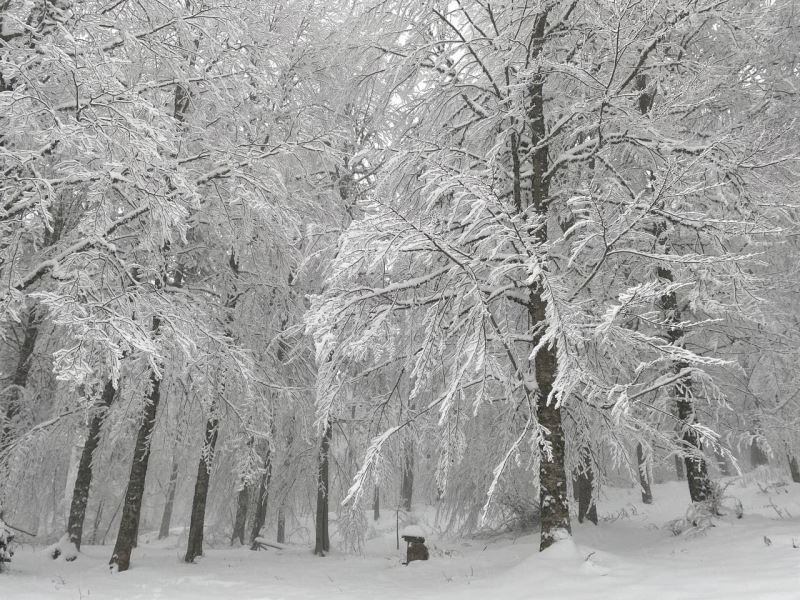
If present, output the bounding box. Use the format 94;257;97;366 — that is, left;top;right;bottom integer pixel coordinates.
0;0;798;573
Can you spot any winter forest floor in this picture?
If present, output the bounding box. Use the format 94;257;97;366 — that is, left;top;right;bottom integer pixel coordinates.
4;476;800;600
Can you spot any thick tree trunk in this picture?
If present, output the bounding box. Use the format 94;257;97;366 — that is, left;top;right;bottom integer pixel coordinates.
184;417;219;563
313;424;332;556
109;372;161;572
533;296;570;548
636;443;653;505
788;455;800;483
372;486;380;521
249;445;271;549
158;455;179;540
537;396;570;550
400;444;414;512
657;258;712;504
676;379;712;503
66;379;116;551
231;484;250;545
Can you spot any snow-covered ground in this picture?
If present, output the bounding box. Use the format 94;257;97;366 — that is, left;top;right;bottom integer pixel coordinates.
4;474;800;599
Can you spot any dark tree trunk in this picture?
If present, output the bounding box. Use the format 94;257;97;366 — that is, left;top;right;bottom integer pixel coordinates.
109;372;161;572
513;10;570;552
313;424;332;556
636;443;653;505
184;417;219;563
158;454;179;540
676;380;712;503
276;507;286;544
575;452;597;525
400;444;414;512
231;484;250;545
373;486;380;521
66;379;116;551
657;256;712;504
537;396;570;550
532;291;570;547
1;306;41;449
788;455;800;483
249;445;271;549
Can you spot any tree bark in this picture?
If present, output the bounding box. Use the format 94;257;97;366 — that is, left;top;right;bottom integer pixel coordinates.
372;486;380;521
66;379;116;551
231;484;250;545
575;451;598;525
788;455;800;483
184;416;219;563
276;507;286;544
636;442;653;505
514;9;570;553
158;454;179;540
1;306;41;450
657;262;712;503
109;371;161;572
533;294;571;547
313;424;332;556
676;377;712;503
249;445;271;549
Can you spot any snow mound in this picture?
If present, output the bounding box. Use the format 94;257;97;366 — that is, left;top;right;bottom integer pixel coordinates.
45;534;78;562
400;525;425;538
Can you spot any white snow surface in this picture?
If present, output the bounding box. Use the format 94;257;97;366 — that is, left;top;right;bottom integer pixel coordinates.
400;524;425;538
4;475;800;599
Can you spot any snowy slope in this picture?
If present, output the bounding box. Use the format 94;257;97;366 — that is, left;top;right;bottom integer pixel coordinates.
4;476;799;600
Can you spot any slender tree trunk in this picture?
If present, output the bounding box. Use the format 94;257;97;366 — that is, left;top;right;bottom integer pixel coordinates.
231;485;250;545
788;455;800;483
373;486;380;521
184;417;219;563
1;306;41;450
89;500;103;545
249;445;271;549
109;371;161;572
575;451;597;525
400;444;414;512
276;507;286;544
674;453;685;480
636;443;653;505
158;455;179;540
66;379;116;551
313;424;332;556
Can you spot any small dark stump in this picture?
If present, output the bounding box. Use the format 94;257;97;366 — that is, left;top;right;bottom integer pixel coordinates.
401;535;429;564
